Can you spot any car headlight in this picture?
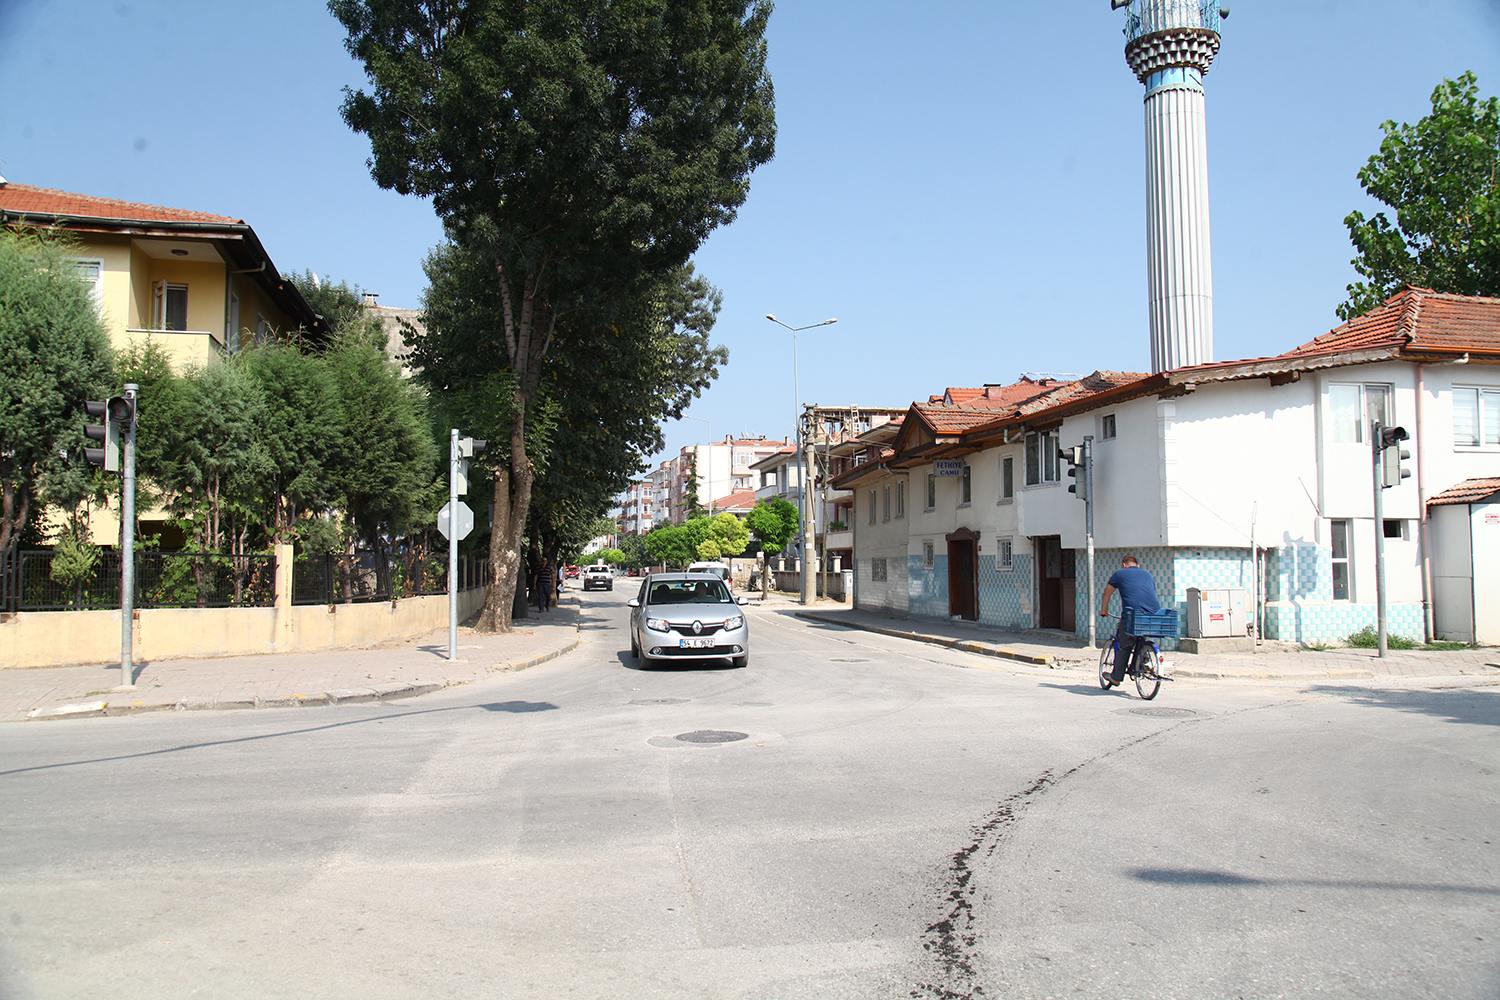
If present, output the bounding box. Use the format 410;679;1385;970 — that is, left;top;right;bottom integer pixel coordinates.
724;615;744;630
646;617;671;632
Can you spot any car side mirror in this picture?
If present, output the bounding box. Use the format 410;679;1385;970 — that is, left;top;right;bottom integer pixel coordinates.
627;598;639;608
736;595;749;605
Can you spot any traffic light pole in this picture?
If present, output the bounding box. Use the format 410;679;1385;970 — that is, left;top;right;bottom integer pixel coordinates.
117;383;138;689
1084;436;1096;649
449;428;459;662
1371;419;1389;658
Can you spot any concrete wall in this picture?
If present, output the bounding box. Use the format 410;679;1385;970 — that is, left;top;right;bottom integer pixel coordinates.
0;588;488;670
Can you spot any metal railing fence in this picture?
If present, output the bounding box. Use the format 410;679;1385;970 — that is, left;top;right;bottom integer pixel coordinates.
1;550;276;611
291;550;489;606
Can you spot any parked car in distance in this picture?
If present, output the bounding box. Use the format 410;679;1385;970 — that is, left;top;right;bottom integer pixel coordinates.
685;560;732;590
628;572;750;668
583;564;614;591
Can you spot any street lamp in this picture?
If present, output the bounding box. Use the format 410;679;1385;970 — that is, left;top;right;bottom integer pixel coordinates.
680;413;713;518
766;314;837;604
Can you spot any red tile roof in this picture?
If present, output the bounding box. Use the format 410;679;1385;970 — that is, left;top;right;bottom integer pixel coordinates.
1280;287;1500;359
0;182;241;225
1427;478;1500;506
711;488;758;511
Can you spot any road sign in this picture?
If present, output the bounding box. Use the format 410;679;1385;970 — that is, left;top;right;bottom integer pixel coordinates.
437;500;474;541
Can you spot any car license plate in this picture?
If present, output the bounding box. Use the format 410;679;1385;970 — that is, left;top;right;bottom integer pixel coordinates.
679;637;714;649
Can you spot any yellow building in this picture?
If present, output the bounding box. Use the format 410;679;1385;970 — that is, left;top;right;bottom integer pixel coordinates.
0;182;331;544
0;181;329;367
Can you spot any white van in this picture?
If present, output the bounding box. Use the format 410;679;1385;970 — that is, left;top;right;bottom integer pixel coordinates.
685;561;732;590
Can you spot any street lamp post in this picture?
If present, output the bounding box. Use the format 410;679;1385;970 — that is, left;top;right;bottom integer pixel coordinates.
766;314;837;604
681;414;713;518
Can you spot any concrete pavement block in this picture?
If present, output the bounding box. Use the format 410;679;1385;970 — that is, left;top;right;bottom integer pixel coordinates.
27;700;107;720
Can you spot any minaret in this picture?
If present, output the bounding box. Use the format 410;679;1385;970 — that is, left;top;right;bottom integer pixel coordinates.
1114;0;1226;373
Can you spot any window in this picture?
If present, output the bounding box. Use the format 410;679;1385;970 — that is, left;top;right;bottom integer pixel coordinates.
734;451;754;467
1025;430;1059;485
922;540;935;570
882;485;891;521
1102;414;1117;439
1453;386;1500;448
997;536;1013;571
71;258;104;313
1000;456;1014;503
868;490;877;524
152;281;188;331
926;473;936;510
1384;519;1405;540
959;464;972;505
228;292;241;353
1329;383;1392;443
871;557;888;582
895;480;906;518
1330;519;1351;601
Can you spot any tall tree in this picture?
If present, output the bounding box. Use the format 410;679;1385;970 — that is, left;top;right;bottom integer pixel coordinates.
0;229;114;554
746;496;796;597
333;0;774;631
1339;71;1500;319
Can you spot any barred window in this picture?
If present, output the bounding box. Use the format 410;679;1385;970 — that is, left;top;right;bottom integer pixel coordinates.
871;557;888;581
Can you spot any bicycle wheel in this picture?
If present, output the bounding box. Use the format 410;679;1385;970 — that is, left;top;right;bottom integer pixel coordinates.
1135;643;1162;700
1099;643;1116;689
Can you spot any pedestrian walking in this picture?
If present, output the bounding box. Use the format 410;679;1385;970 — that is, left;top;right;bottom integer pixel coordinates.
536;559;555;612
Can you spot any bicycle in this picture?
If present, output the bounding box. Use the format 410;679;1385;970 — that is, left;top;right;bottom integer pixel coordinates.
1098;609;1175;700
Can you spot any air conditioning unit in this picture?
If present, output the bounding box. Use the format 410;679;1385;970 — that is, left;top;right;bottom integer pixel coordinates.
1186;587;1249;637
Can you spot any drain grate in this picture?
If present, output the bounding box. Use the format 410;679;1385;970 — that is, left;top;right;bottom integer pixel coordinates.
830;658;870;663
630;698;688;705
674;730;749;744
1128;707;1198;718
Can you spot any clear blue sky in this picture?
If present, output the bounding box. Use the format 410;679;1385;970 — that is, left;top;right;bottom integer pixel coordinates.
3;1;1498;477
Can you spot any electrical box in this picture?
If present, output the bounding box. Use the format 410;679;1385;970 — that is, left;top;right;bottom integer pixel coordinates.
1186;587;1249;637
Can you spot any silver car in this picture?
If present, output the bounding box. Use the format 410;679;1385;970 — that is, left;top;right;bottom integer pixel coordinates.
628;572;750;668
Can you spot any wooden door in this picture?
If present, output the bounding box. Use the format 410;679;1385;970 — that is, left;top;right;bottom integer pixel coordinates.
947;529;979;621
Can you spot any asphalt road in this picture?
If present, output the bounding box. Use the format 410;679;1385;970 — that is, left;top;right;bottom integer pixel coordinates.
1;591;1496;999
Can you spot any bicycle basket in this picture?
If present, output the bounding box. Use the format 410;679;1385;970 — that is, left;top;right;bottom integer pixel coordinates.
1123;608;1177;637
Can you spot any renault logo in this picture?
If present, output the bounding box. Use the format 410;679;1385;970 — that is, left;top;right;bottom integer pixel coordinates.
692;621;703;635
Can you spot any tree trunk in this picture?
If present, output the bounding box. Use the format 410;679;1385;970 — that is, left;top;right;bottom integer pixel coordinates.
473;263;552;634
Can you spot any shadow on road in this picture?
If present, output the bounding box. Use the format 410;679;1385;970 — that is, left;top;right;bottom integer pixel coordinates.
1305;685;1500;729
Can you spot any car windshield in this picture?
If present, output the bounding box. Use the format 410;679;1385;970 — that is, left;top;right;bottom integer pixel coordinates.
646;580;732;605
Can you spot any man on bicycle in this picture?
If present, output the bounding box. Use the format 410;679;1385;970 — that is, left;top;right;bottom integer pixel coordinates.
1099;555;1161;686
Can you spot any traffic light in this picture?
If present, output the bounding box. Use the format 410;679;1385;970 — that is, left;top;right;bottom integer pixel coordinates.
1380;425;1411;489
453;436;487;495
83;400;120;472
1060;445;1087;500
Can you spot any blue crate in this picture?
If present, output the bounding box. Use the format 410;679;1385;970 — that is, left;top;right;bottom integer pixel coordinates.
1123;608;1177;637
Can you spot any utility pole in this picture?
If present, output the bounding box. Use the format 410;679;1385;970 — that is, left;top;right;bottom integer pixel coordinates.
118;384;138;689
801;405;816;604
1084;435;1096;649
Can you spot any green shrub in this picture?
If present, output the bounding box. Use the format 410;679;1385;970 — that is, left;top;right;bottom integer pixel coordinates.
1346;624;1416;649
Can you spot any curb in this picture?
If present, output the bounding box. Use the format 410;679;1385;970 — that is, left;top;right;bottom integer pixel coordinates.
489;636;581;674
795;611;1056;666
24;631;583;721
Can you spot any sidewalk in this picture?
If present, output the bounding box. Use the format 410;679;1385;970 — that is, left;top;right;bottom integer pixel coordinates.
3;599;582;723
783;599;1500;683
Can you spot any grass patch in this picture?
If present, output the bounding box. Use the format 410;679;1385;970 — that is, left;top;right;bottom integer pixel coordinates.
1420;640;1474;651
1346;625;1417;649
1300;642;1337;651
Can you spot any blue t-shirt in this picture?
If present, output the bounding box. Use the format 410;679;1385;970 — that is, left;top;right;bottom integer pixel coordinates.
1107;566;1160;615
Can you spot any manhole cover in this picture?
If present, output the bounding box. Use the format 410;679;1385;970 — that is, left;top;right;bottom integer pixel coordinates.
1128;707;1198;718
630;698;688;705
830;658;870;663
674;730;749;744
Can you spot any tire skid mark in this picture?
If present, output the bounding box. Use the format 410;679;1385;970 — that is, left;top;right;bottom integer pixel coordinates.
909;727;1174;999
